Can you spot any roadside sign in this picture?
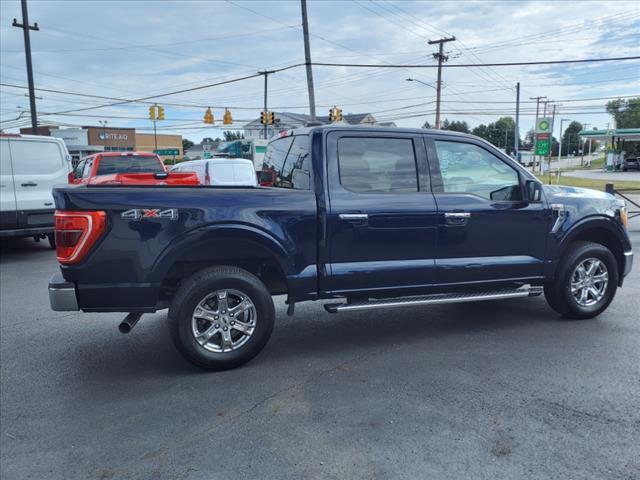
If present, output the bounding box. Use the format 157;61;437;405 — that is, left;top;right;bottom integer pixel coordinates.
203;151;212;159
154;149;180;156
535;117;552;156
536;117;551;133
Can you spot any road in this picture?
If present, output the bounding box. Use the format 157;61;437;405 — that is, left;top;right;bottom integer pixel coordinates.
1;234;639;480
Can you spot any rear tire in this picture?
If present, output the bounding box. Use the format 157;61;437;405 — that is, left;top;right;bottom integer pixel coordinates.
168;266;275;370
544;241;618;319
47;233;56;250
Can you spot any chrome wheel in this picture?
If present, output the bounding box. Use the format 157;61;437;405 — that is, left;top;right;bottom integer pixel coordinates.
191;289;257;353
571;258;608;307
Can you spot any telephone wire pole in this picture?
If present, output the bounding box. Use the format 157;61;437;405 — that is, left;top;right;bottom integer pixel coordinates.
12;0;39;134
300;0;316;122
428;36;456;129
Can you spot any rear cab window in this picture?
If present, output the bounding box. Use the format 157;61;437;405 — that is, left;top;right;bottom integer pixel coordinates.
97;155;165;175
263;135;311;190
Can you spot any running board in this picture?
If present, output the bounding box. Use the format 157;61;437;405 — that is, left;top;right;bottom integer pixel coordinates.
324;285;543;313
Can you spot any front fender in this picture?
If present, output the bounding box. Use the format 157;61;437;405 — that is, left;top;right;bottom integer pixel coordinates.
545;215;631;282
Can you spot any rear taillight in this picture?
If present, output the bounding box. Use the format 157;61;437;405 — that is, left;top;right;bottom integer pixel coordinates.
67;172;75;184
55;210;107;265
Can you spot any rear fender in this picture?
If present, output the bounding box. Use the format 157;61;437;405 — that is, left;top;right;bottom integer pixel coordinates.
150;223;293;282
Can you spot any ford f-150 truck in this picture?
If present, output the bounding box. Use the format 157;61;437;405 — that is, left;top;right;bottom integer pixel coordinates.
48;126;633;370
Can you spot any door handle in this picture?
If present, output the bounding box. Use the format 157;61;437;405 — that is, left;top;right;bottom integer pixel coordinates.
339;213;368;223
444;212;470;225
21;182;38;187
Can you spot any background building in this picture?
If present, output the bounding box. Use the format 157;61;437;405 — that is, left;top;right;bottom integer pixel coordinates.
85;126;135;152
135;133;183;161
243;112;393;139
50;128;103;163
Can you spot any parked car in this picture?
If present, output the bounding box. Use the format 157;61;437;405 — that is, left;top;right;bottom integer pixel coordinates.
1;134;72;247
170;158;257;186
621;157;639;171
48;126;633;371
72;152;166;184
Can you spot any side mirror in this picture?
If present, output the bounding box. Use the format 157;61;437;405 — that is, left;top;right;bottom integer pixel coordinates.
526;179;542;202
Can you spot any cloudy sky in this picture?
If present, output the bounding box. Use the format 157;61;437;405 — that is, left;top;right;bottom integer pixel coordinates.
1;0;639;142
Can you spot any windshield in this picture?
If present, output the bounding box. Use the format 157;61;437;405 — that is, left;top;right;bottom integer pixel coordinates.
97;155;164;175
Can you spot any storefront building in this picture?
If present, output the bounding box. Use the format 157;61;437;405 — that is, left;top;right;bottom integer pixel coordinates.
135;133;183;161
85;126;136;152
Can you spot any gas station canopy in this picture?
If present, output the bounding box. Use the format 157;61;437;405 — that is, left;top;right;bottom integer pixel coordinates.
579;128;640;141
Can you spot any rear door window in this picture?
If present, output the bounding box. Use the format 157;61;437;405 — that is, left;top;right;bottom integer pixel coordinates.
337;137;418;193
9;140;63;175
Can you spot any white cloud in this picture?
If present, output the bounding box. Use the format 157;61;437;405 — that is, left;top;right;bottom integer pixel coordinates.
1;0;638;141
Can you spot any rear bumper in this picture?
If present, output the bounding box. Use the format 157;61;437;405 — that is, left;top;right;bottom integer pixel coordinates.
49;273;79;311
0;226;53;238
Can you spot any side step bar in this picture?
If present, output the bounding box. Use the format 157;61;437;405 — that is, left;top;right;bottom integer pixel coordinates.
324;285;543;313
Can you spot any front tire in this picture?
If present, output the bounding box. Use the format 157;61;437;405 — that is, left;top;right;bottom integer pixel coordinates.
544;241;618;319
168;266;275;370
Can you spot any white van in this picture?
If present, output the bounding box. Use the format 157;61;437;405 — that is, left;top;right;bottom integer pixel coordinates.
170;158;257;187
0;134;72;247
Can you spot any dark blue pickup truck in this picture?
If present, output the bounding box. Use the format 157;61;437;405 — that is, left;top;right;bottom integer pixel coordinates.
49;126;633;370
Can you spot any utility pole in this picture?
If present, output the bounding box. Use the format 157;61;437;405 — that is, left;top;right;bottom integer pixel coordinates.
581;123;591;166
153;103;158;150
514;82;520;160
547;103;557;183
300;0;316;122
259;70;275;140
12;0;39;134
557;118;570;167
529;95;546;173
428;36;456;129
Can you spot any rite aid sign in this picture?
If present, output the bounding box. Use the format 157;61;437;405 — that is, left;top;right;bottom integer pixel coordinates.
99;132;128;141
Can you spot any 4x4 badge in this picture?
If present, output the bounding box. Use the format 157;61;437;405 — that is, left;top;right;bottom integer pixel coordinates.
121;209;179;221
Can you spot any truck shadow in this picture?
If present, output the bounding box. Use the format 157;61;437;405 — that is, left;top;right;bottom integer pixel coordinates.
67;296;562;381
263;297;559;363
0;236;54;257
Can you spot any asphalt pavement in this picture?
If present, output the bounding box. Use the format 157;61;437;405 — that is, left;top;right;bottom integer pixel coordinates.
1;234;639;480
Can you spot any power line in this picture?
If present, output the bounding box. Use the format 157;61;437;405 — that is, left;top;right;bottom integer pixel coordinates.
310;56;640;68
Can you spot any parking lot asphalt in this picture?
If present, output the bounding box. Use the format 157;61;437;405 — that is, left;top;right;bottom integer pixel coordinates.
1;234;639;480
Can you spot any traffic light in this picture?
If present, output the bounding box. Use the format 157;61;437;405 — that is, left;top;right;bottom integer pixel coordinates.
223;108;233;125
329;106;342;123
157;105;165;120
260;111;274;125
204;107;214;124
149;105;156;120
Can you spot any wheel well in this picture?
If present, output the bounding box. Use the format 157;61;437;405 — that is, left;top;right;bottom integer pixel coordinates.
570;227;624;279
160;252;288;301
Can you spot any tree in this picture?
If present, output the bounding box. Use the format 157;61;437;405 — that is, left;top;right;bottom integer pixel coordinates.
441;119;470;133
422;120;433;129
182;138;194;150
606;97;640;129
561;121;582;156
471;117;518;154
223;130;244;141
606;98;640;156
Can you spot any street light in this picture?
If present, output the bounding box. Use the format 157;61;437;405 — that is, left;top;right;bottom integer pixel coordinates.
406;78;437;128
405;78;436;89
558;118;571;167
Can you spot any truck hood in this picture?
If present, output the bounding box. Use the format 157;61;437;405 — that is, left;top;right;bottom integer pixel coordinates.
542;184;625;217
